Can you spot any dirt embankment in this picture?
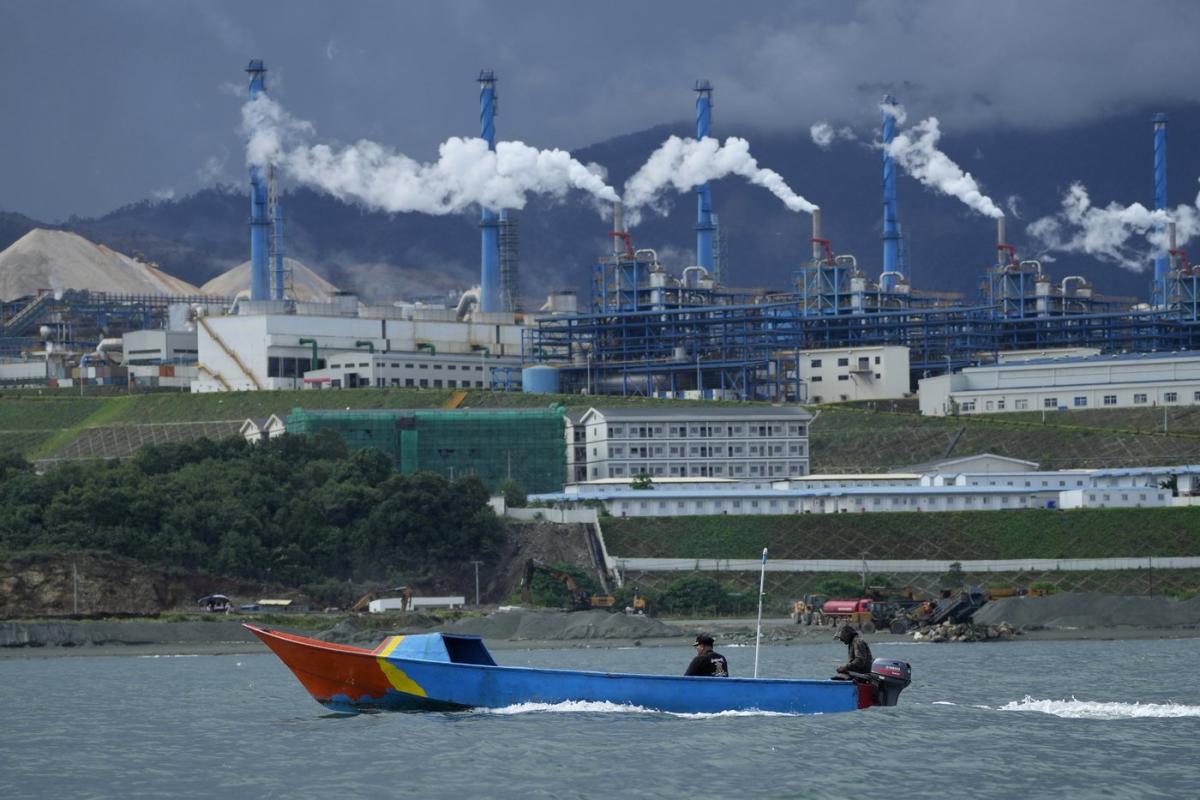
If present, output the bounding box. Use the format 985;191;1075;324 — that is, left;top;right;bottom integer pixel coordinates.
0;520;601;620
974;592;1200;630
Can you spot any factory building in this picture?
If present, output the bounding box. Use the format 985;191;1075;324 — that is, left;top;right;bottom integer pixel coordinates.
533;463;1199;516
190;301;529;392
300;349;521;390
571;406;811;481
918;351;1200;417
794;346;909;403
121;329;199;389
284;407;565;492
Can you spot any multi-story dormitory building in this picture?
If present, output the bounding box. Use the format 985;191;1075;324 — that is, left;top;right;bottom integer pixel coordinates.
565;406;811;482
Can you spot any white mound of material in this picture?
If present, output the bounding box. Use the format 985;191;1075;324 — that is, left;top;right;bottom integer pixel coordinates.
0;229;200;301
973;592;1200;629
200;257;338;302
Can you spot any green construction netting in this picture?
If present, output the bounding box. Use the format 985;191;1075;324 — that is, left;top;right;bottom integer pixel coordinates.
285;407;565;492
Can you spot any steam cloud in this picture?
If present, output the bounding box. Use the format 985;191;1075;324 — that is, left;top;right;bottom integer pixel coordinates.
882;109;1003;219
1027;181;1200;271
810;122;856;149
241;95;619;214
622;135;817;226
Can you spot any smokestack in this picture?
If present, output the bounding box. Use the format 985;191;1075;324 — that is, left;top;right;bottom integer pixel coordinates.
694;80;715;271
811;207;823;262
1153;113;1168;305
612;201;624;256
478;70;501;313
246;60;270;302
881;95;901;291
1169;220;1178;271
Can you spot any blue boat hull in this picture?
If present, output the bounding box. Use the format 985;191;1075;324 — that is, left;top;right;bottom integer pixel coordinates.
247;626;865;715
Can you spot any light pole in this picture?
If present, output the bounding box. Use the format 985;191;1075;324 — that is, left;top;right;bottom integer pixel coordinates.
696;353;702;398
470;560;483;606
586;351;592;395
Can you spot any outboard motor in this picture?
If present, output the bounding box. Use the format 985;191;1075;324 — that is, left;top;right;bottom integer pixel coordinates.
867;658;911;706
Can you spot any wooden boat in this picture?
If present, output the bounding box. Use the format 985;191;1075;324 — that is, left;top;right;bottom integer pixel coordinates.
247;625;911;715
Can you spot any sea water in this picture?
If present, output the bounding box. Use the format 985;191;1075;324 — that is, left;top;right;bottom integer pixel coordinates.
1;637;1197;799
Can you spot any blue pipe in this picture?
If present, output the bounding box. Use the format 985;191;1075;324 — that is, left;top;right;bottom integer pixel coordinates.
478;70;501;313
247;60;270;302
694;80;715;271
272;200;285;300
881;94;901;292
1153;113;1168;306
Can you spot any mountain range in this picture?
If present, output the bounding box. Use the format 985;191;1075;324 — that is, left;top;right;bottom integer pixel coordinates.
3;103;1199;306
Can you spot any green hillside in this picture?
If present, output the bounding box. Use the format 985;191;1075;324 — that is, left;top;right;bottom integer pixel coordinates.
1;389;1198;469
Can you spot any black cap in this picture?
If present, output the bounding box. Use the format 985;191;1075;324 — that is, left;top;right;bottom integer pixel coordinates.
694;634;714;646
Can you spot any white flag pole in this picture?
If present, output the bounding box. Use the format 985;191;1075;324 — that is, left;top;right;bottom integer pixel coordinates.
754;547;768;678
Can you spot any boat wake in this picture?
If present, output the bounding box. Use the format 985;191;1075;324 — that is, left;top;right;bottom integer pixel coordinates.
482;700;799;718
997;696;1200;719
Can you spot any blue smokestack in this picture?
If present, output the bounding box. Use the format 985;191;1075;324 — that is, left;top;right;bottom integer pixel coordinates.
246;60;270;302
694;80;715;271
478;70;501;313
1153;113;1168;305
881;95;901;292
272;199;285;300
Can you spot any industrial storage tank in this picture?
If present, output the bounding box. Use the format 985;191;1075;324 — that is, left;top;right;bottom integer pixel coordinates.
521;365;560;394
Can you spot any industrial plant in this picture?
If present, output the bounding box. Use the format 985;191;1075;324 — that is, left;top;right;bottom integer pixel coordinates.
0;59;1198;412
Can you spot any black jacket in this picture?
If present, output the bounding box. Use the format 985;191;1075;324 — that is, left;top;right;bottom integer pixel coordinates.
841;635;873;674
685;650;729;677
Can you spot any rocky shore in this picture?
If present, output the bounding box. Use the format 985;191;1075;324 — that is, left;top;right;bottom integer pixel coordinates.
2;593;1198;657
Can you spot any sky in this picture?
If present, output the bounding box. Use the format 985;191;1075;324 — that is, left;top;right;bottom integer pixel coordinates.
2;0;1200;221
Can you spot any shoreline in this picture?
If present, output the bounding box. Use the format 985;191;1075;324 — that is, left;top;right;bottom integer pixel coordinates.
1;617;1197;659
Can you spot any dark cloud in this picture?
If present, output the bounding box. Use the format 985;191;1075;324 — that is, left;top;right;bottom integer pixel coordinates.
2;0;1198;219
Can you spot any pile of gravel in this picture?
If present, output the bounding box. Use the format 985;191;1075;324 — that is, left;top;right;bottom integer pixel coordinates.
439;609;682;641
973;593;1200;630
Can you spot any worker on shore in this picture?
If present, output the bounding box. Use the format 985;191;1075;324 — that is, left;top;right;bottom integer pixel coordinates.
833;624;873;678
685;633;729;677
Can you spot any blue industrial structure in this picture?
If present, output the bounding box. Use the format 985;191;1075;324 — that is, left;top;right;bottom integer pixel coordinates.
246;60;270;302
478;70;501;313
694;80;715;275
1153;113;1168;307
271;170;286;301
881;96;901;292
521;93;1200;402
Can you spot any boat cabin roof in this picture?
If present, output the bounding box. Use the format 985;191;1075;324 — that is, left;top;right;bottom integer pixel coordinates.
373;633;496;666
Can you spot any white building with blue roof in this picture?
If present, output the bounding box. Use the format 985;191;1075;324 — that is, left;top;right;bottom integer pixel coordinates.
918;350;1200;416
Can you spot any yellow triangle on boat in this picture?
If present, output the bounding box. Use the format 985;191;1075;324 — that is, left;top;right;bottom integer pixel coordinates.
375;636;428;697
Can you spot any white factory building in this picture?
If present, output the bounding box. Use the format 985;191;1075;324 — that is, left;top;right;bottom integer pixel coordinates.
566;405;811;482
918;350;1200;416
189;298;531;393
794;345;910;403
531;463;1199;516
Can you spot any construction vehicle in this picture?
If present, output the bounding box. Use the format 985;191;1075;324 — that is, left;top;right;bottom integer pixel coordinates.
627;587;649;616
791;594;828;625
351;586;412;614
520;559;616;611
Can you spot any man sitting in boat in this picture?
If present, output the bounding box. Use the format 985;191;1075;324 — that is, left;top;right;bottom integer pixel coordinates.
685;634;729;677
833;624;873;678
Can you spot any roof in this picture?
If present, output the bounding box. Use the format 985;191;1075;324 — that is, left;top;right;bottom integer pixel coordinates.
977;350;1200;370
532;485;1069;502
782;473;920;481
1089;465;1200;477
895;453;1040;473
582;405;812;421
576;476;741;485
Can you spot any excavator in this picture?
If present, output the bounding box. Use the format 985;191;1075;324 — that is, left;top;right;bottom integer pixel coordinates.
350;586;412;614
520;559;616;611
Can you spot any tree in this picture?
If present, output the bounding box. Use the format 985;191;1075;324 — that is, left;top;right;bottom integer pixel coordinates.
630;473;653;490
660;576;732;615
499;479;527;508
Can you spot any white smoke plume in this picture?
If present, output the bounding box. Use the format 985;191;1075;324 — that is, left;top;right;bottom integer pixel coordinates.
241;95;618;214
882;113;1003;219
810;122;856;150
1026;181;1200;271
879;98;907;126
622;135;817;227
